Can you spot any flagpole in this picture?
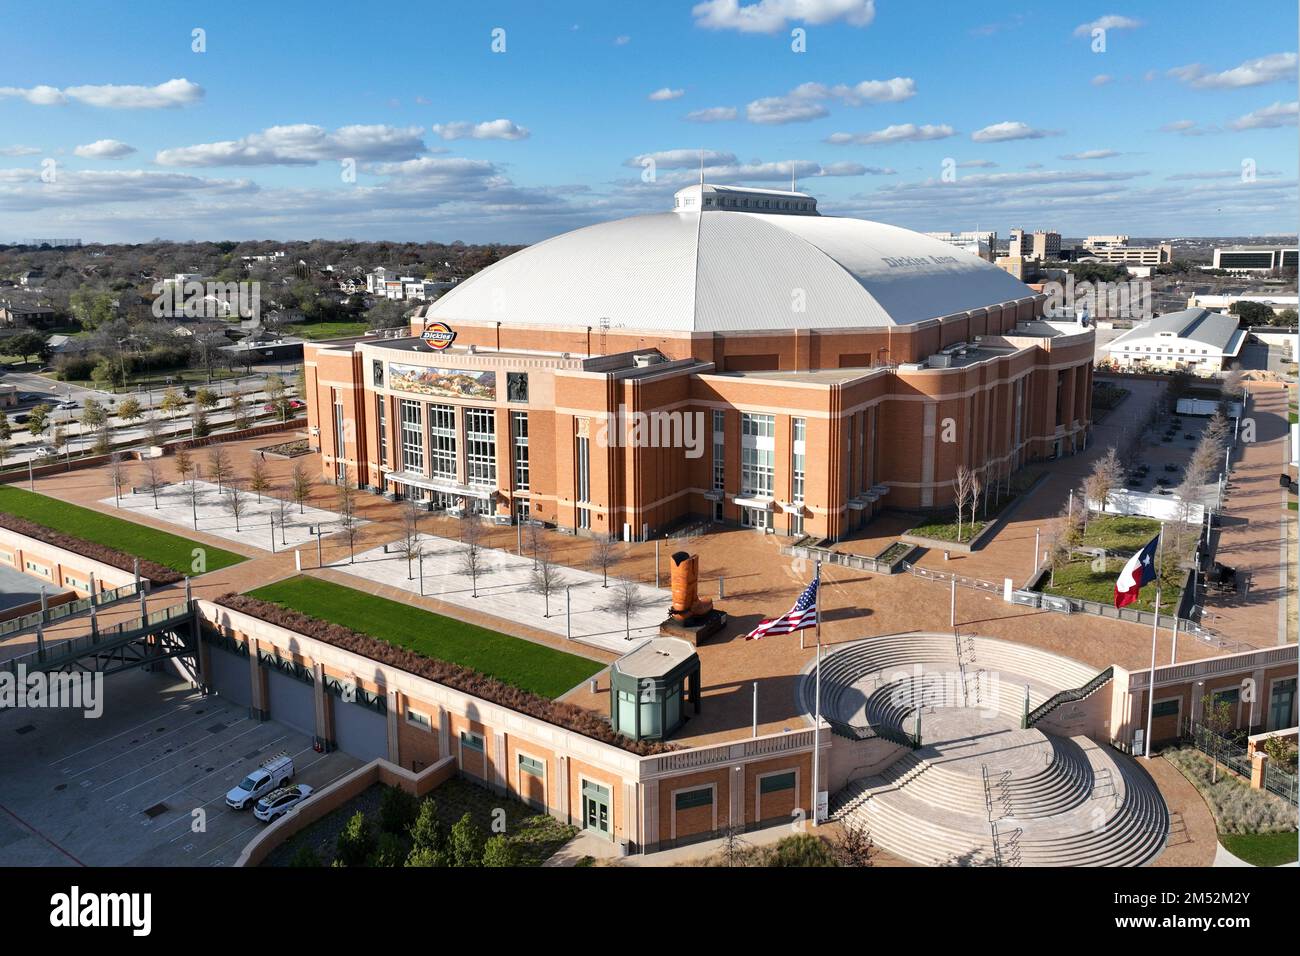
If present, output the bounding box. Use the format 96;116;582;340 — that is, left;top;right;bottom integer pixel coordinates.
1143;525;1164;758
812;559;822;825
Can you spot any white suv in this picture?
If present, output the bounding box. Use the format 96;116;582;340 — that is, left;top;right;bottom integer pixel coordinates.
253;784;314;823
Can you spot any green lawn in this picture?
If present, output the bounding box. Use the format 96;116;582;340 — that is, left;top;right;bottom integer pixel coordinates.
1080;515;1164;554
0;485;245;574
907;470;1043;544
1042;556;1184;613
246;576;602;698
283;321;370;340
1220;831;1299;867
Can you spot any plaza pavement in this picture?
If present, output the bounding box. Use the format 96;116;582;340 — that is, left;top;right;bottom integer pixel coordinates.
335;533;668;654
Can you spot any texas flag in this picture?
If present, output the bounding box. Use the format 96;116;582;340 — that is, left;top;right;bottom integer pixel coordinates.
1114;534;1161;608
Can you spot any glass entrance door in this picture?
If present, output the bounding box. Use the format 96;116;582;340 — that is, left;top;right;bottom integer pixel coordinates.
581;782;610;838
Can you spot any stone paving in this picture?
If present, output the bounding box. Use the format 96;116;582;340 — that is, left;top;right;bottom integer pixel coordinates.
103;479;362;553
334;533;669;654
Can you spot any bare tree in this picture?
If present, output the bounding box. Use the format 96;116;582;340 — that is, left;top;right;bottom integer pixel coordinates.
291;461;313;514
142;411;164;446
224;482;247;532
174;446;193;483
185;463;204;529
207;446;232;491
530;541;566;618
524;518;546;569
108;452;126;507
249;455;271;503
335;473;361;563
968;473;982;532
275;487;291;545
588;536;623;588
953;465;972;542
399;497;423;580
608;576;645;642
459;510;488;598
141;458;165;509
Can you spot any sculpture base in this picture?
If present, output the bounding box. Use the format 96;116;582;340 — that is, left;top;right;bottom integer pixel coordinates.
660;608;728;646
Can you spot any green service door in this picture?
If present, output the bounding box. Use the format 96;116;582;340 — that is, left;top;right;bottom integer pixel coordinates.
582;782;611;838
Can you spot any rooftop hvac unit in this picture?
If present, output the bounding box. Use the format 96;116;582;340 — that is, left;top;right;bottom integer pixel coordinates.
632;352;663;368
927;353;953;368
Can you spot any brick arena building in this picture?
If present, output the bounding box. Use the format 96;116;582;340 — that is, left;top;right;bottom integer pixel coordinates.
305;184;1095;541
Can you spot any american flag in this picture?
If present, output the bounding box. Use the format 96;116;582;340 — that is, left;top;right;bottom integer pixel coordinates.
746;574;819;640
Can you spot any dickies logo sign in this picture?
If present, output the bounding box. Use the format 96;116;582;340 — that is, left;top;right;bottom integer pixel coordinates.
420;321;456;350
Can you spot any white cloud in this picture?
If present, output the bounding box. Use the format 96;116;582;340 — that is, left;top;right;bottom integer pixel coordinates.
685;106;738;123
0;167;256;212
0;78;205;109
693;0;875;34
1159;119;1200;134
156;124;428;166
74;139;137;159
956;159;997;169
431;119;530;141
0;145;41;157
624;149;737;169
1166;169;1281;181
1169;53;1297;90
1060;149;1120;160
1072;15;1142;38
747;91;829;125
614;35;631;45
0;85;67;106
1228;101;1299;131
1091;74;1113;87
971;121;1061;143
648;87;685;101
825;123;955;145
745;77;915;124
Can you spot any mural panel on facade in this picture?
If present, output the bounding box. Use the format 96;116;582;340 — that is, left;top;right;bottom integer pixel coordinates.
389;363;496;400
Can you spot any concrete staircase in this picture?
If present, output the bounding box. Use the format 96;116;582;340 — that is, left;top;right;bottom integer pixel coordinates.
810;634;1168;867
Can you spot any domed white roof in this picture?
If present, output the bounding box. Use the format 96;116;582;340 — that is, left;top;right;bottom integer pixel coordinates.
426;200;1033;333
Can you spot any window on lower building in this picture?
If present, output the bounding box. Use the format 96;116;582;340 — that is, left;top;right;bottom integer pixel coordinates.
459;731;485;752
375;395;387;463
519;754;544;777
512;411;529;491
675;787;713;811
1151;699;1180;719
429;404;456;479
760;771;797;794
406;709;431;730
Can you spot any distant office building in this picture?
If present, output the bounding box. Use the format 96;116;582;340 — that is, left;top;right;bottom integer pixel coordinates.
1188;293;1298;314
995;255;1039;281
1085;235;1130;251
1084;243;1173;266
1009;228;1060;262
924;230;997;262
1212;246;1298;273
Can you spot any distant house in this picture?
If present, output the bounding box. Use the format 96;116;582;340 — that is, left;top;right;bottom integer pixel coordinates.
0;304;58;328
18;269;43;288
45;333;76;354
1104;307;1247;374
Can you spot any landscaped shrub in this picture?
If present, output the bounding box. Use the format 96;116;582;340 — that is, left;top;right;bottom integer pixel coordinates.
1165;748;1298;835
368;832;407;867
378;785;419;835
450;812;485;867
759;834;838;867
403;845;447;867
0;513;183;584
408;797;447;853
334;811;376;867
214;593;676;755
482;834;521;867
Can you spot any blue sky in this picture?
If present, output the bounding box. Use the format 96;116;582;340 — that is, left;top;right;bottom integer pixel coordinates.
0;0;1296;243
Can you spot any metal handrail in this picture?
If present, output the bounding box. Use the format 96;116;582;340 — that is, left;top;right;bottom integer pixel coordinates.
1024;667;1114;728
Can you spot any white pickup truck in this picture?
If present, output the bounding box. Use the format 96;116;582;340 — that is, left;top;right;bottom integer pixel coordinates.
225;753;294;810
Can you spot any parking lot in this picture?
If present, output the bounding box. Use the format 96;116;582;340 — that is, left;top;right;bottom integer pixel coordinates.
0;667;361;867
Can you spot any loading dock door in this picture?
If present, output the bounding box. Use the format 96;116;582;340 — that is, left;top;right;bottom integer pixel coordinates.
334;697;387;761
207;643;252;708
265;667;315;737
